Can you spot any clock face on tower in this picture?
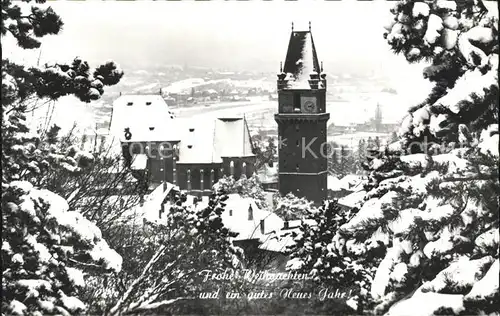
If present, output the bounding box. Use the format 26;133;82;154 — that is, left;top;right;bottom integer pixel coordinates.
301;96;317;113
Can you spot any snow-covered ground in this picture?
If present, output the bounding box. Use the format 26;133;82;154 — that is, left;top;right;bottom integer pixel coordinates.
171;96;273;118
174;93;406;128
163;78;274;94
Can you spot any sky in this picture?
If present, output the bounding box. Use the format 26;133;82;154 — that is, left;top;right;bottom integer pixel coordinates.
4;0;440;133
5;0;427;77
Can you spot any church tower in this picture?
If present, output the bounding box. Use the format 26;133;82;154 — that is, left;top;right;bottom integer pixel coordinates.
275;23;329;204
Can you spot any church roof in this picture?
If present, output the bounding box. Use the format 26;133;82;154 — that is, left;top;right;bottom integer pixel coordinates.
110;94;179;142
282;29;321;89
176;116;254;164
110;95;254;164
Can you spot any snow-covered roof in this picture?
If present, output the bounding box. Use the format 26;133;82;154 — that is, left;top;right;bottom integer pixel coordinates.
214;118;254;157
109;94;179;142
327;176;343;191
260;218;317;253
328;175;364;192
110;93;254;164
222;194;284;241
259;228;296;253
141;183;176;222
338;190;367;208
282;30;321;89
131;154;148;170
176;117;221;164
177;116;254;164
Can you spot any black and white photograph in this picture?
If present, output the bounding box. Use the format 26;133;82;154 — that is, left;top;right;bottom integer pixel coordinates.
1;0;499;315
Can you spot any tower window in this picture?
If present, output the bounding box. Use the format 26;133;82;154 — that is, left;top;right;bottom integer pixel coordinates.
293;93;301;110
296;139;299;147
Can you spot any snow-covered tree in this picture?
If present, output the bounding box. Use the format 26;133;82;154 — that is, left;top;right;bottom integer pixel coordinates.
98;191;243;315
286;200;383;313
2;181;122;315
327;141;341;175
252;135;277;170
288;1;498;314
274;192;316;220
339;145;356;177
2;0;124;314
337;0;498;314
213;174;268;209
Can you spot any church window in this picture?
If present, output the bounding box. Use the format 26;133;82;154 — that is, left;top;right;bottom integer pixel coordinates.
230;160;235;176
248;205;253;221
296;139;299;147
295;124;300;132
127;102;133;106
296;164;300;171
146;102;152;105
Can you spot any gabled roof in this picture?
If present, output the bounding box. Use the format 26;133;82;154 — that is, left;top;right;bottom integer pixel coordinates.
221;194;284;241
109;94;179;142
176;117;222;164
177;116;254;164
110;95;254;164
214;117;253;158
282;30;320;89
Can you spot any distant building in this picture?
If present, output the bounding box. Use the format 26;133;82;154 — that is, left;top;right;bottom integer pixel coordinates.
110;94;256;196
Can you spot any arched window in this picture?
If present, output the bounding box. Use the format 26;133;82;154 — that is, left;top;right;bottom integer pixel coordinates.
210;169;215;187
200;169;204;191
248;204;253;221
230;160;235;176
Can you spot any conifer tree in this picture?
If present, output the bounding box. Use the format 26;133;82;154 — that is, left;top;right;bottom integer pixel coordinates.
2;1;124;314
288;1;498;314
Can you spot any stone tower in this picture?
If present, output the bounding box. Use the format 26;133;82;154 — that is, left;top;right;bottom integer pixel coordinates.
274;23;329;204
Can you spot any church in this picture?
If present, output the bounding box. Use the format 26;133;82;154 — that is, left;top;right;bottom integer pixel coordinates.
275;23;329;204
109;94;255;196
108;23;328;202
